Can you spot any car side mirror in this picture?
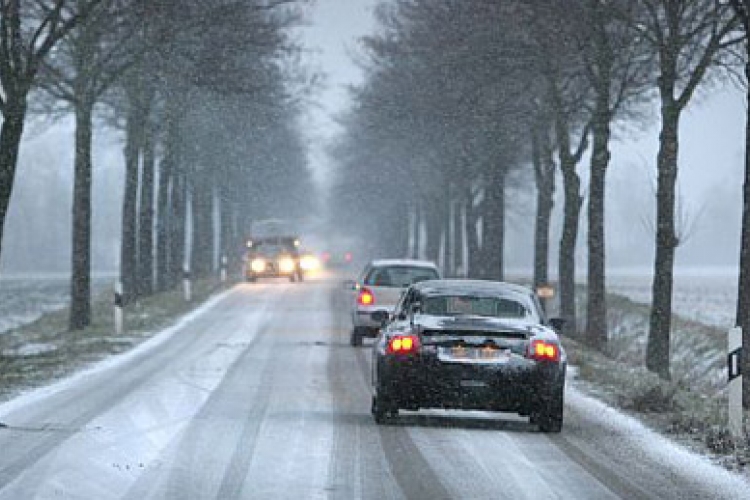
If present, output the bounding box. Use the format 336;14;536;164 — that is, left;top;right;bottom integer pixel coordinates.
549;317;566;332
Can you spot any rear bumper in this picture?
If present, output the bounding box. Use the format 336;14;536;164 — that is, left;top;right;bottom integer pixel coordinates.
353;309;383;330
376;356;565;413
247;270;296;278
245;264;300;279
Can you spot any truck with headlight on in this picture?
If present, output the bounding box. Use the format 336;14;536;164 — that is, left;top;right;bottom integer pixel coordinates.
243;235;304;282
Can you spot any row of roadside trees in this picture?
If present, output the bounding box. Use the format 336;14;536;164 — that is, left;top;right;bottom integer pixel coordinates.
0;1;312;329
331;0;750;404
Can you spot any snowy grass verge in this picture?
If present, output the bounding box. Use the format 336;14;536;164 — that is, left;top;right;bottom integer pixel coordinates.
0;278;234;406
563;288;750;475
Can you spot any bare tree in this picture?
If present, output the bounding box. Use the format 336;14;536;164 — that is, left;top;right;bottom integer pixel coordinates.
627;0;740;379
729;0;750;407
567;0;655;349
0;0;102;276
37;0;152;329
530;101;556;296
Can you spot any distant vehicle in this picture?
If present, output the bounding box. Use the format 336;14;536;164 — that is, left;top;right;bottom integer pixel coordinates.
243;236;304;282
321;250;355;268
346;259;440;346
299;250;322;273
370;279;566;432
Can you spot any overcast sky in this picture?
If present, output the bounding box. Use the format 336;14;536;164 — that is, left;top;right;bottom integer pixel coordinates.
298;0;379;187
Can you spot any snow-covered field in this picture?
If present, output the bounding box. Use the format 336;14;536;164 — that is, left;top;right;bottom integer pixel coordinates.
606;267;737;329
0;268;738;336
0;275;115;334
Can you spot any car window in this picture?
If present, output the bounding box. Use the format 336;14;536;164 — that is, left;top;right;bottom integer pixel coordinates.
252;244;289;256
394;288;416;318
364;266;439;287
422;294;533;320
251;241;297;256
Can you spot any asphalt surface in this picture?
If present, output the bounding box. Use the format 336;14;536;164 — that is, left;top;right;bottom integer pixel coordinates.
0;276;748;499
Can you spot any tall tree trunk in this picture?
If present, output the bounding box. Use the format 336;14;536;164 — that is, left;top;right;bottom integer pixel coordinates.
550;76;586;336
156;97;181;291
558;149;583;336
444;183;453;275
482;170;506;281
454;195;464;277
218;190;234;275
646;101;680;381
738;56;750;409
407;203;418;259
424;196;443;265
466;185;482;278
191;179;214;276
585;97;611;349
169;172;187;287
532;119;555;292
137;107;156;297
69;101;94;330
120;88;146;304
156;158;173;292
414;202;422;259
0;100;27;267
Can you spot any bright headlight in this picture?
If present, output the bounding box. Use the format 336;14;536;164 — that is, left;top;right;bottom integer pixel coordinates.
250;258;266;273
300;255;320;271
278;257;296;273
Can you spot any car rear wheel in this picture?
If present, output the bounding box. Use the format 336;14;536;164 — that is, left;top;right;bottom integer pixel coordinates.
350;327;366;347
371;394;397;424
535;386;564;433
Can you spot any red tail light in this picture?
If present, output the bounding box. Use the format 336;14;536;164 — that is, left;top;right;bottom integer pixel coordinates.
387;334;420;355
529;339;560;362
357;287;375;306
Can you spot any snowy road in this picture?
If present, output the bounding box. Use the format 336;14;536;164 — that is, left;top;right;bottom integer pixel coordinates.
0;279;748;499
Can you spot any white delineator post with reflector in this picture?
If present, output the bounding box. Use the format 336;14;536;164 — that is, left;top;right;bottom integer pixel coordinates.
728;326;743;440
183;268;192;302
114;281;124;335
220;255;228;283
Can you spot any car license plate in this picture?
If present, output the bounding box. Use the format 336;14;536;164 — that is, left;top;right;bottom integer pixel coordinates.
438;346;510;364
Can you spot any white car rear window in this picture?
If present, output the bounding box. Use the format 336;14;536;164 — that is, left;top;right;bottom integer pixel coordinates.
364;266;439;287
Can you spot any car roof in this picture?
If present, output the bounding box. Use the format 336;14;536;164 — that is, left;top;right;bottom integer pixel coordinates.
367;259;438;269
412;279;534;297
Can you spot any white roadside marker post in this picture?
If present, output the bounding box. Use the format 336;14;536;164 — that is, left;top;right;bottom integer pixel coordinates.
183;268;192;302
114;281;124;335
221;255;228;283
728;326;743;440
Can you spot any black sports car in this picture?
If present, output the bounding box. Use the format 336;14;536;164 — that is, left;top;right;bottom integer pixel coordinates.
370;279;566;432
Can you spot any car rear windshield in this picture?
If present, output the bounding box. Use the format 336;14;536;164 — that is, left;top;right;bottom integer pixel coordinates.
364;266;439;287
422;294;534;320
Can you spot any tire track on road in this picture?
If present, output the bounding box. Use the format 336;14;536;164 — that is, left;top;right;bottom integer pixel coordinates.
0;291;247;493
327;286;451;500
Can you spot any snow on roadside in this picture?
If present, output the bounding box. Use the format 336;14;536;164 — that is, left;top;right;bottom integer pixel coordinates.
0;288;233;419
0;277;113;335
567;387;750;498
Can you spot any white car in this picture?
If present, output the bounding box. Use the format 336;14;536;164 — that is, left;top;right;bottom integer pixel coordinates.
346;259;441;346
